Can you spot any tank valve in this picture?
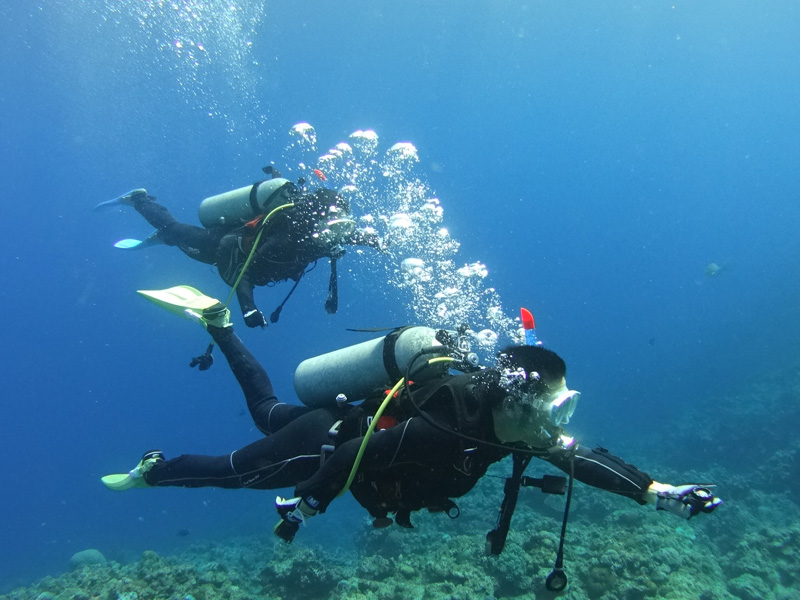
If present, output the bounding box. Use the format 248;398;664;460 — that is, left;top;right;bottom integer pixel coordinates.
335;393;348;407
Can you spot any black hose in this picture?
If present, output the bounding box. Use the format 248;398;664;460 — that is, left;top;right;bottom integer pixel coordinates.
546;452;574;592
400;346;553;457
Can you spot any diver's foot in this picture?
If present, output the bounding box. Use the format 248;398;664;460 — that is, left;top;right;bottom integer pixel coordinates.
94;188;148;211
101;450;164;491
203;303;232;329
118;188;148;206
185;302;232;330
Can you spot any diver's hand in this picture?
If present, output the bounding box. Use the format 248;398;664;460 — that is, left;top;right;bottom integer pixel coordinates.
243;309;267;328
273;496;318;543
354;228;388;253
372;235;389;253
651;483;722;519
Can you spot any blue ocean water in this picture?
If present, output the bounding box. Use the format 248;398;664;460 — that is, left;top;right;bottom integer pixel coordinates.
1;0;799;593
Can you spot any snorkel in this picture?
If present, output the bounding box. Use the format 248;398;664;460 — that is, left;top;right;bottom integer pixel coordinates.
520;307;542;347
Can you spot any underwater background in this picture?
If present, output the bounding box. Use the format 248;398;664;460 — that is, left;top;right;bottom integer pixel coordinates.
1;1;799;598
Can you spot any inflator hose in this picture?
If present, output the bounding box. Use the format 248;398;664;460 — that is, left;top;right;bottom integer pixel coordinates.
337;353;455;497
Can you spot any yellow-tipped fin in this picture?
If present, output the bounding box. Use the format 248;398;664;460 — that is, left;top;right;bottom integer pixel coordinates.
137;285;222;319
101;473;148;491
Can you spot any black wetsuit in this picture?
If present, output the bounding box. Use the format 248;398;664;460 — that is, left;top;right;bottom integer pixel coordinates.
143;327;654;522
131;192;376;319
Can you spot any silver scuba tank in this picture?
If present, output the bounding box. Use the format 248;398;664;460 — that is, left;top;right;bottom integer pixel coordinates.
198;178;294;228
293;326;450;408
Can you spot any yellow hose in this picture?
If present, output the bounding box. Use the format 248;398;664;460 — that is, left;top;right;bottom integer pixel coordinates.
337;355;455;497
224;202;294;307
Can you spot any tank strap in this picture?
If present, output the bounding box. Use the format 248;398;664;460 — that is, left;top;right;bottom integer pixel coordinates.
248;180;264;216
382;326;412;382
249;179;296;216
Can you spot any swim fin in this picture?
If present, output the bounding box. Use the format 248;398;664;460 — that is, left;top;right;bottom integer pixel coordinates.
101;472;149;491
101;450;164;491
94;188;148;211
114;231;164;250
137;286;230;328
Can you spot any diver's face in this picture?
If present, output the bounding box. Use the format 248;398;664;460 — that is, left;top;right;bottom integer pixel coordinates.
542;376;567;396
492;399;543;446
493;375;580;447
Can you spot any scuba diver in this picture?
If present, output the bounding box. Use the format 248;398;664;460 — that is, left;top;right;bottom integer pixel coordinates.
95;169;383;328
102;287;722;589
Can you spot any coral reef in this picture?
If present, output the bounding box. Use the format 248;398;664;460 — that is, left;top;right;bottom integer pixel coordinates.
68;551;106;571
3;356;799;600
3;482;799;600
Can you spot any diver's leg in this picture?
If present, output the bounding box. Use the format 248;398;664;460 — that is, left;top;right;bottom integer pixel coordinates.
144;408;339;489
208;325;312;434
132;194;221;264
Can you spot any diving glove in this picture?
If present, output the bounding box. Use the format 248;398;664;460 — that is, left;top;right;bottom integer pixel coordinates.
273;496;318;542
651;483;722;519
243;309;267;328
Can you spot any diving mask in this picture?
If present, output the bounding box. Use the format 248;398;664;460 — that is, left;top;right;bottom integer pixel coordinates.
501;368;581;428
544;388;581;426
315;203;356;245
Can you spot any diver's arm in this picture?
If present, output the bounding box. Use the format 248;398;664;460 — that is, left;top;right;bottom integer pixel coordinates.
546;444;653;504
293;436;362;513
235;278;267;328
348;228;385;251
235;277;257;314
546;444;722;517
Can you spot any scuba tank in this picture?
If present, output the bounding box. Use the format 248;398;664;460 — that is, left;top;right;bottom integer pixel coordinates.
198;178;295;228
293;326;449;408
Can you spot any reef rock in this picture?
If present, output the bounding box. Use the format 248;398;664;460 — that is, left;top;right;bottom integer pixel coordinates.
68;549;106;570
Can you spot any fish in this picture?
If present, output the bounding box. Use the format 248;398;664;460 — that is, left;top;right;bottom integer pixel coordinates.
705;262;727;277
